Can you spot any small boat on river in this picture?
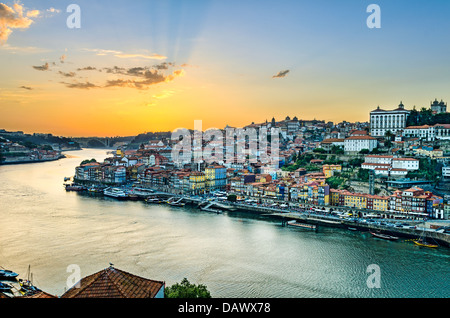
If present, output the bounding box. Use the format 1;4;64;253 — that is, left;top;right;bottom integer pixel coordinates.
413;240;438;248
370;232;399;241
0;269;19;280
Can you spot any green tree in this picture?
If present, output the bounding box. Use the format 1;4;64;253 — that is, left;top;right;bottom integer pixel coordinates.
227;194;237;202
80;158;97;165
164;278;211;298
330;145;344;155
357;168;369;181
359;149;370;154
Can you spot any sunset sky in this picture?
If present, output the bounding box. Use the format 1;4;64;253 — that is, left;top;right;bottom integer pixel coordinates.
1;0;450;137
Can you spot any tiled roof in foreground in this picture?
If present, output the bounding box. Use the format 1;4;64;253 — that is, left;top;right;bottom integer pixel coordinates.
61;265;164;298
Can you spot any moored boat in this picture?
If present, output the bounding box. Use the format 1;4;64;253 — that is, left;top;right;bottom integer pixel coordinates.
370;232;399;241
103;187;127;199
167;201;185;207
145;197;164;204
0;269;19;280
287;220;316;230
0;282;12;293
200;207;223;214
413;240;438;248
65;184;85;191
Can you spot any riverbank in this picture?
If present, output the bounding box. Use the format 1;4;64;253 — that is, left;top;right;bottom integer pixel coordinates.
67;183;450;248
0;154;65;165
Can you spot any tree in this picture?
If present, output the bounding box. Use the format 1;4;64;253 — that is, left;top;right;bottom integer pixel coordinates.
227;194;237;202
80;158;97;165
330;145;344;155
164;278;211;298
359;149;370;154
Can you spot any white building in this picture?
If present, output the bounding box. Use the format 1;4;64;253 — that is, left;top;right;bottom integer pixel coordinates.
442;166;450;178
404;124;450;141
344;135;378;153
370;102;410;137
362;155;419;177
391;158;420;171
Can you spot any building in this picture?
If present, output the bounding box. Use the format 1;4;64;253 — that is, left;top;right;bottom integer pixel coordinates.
361;155;419;177
319;138;345;151
205;164;227;191
404;123;450;141
430;98;447;114
322;164;342;178
369;102;410;137
344;135;378;153
61;265;165;298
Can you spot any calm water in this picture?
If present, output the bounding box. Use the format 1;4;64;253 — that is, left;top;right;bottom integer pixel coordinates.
0;149;449;298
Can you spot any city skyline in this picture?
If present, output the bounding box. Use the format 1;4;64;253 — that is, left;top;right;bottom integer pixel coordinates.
1;0;450;137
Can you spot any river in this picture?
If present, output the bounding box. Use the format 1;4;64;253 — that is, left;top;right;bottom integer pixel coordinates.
0;148;449;298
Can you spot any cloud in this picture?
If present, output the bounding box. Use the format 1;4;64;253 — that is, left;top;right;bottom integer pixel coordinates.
19;85;32;90
46;7;60;14
0;43;50;53
115;53;167;60
81;48;167;60
62;81;99;89
152;90;175;99
58;71;76;77
272;70;290;78
26;10;40;18
77;66;97;71
32;62;49;71
0;2;37;44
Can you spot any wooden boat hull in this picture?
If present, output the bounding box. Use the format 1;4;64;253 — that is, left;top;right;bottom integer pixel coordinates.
413;240;438;248
370;232;399;241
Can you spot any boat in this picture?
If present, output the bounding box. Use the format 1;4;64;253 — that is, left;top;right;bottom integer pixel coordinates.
18;265;41;295
64;177;71;182
370;232;399;241
413;240;438;248
0;269;19;280
127;194;139;201
348;227;358;231
131;187;155;198
88;186;104;193
287;220;317;230
65;184;85;191
413;228;439;248
167;201;185;207
200;207;223;214
103;187;128;199
0;282;12;293
145;197;164;204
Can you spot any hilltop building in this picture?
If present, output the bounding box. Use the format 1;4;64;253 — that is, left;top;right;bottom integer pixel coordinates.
370;102;410;137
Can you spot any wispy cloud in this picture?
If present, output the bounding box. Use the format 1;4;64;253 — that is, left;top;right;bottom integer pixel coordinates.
81;48;167;60
77;66;97;71
272;70;290;78
0;43;50;54
61;81;99;90
115;53;167;60
58;71;76;77
32;62;49;71
19;85;32;90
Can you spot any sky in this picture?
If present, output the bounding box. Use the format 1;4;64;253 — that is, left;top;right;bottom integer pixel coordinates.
1;0;450;137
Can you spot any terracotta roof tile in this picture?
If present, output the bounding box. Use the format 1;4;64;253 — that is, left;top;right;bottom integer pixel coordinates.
62;266;164;298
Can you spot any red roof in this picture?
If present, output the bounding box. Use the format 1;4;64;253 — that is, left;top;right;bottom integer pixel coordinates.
61;266;164;298
345;136;377;140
